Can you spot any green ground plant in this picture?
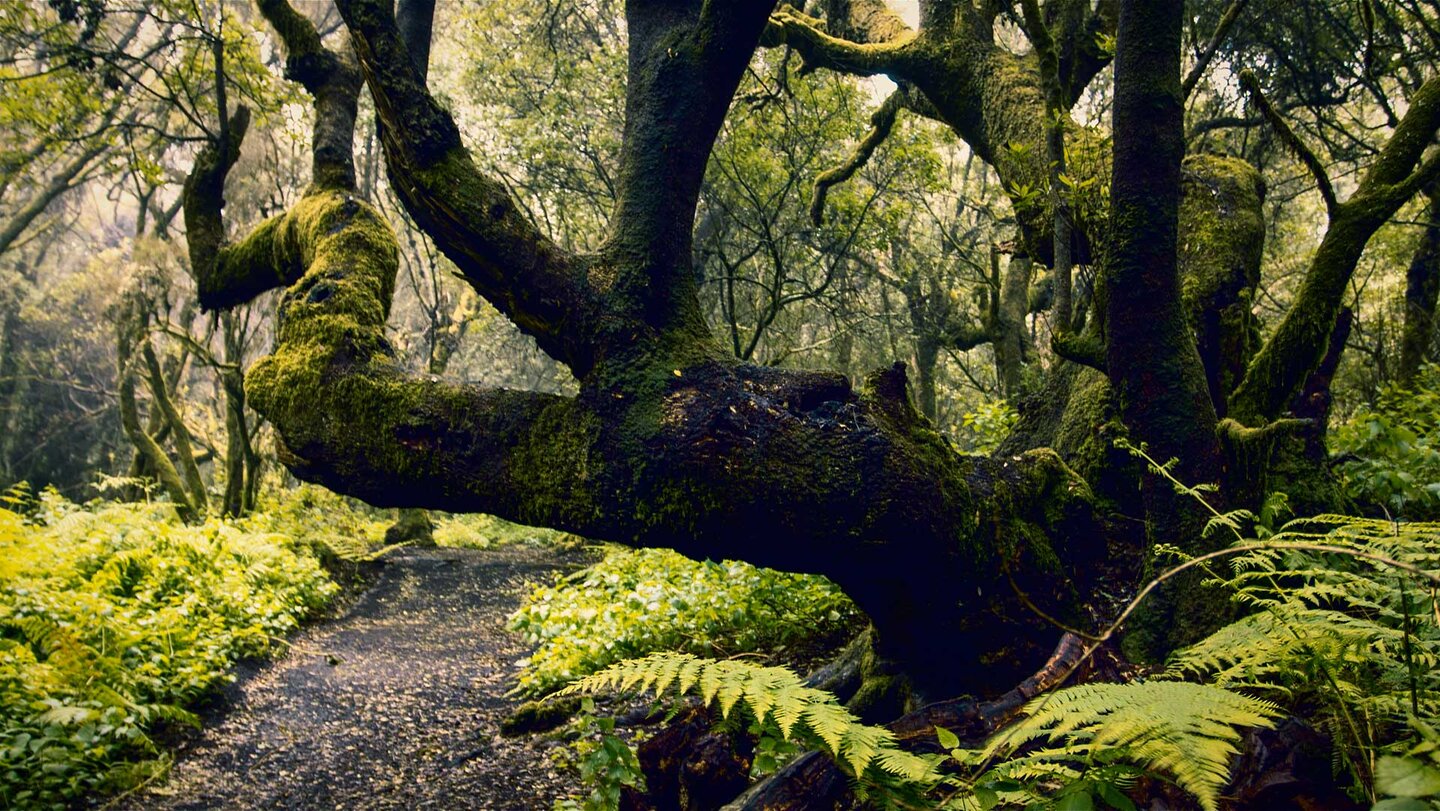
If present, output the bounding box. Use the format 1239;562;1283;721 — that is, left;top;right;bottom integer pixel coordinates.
507;547;860;696
432;512;580;550
1332;363;1440;520
559;653;1279;811
0;488;337;809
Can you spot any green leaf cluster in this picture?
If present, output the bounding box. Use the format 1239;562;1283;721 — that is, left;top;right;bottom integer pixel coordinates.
0;489;337;808
1332;363;1440;519
507;547;859;697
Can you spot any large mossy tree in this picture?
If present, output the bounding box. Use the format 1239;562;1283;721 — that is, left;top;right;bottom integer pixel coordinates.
184;0;1440;711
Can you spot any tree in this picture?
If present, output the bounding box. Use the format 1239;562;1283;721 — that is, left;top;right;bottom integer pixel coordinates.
181;0;1440;716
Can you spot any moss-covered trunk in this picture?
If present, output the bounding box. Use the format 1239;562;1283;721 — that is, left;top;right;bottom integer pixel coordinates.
1105;0;1228;657
1401;185;1440;386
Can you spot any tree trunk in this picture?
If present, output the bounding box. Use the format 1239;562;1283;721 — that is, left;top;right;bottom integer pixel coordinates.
1105;0;1227;658
1400;185;1440;386
994;251;1033;400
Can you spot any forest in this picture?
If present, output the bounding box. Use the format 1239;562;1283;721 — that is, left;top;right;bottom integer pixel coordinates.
2;0;1440;808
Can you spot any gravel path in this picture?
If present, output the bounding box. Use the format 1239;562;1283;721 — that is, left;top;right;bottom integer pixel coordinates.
115;545;594;811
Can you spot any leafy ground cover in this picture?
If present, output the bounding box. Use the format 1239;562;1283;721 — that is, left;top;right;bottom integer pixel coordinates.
507;547;861;697
0;490;338;809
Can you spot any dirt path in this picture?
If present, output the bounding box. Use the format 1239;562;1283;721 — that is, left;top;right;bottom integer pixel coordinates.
116;545;594;811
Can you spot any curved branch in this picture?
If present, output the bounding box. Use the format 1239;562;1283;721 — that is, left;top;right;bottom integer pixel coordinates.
1239;69;1338;219
1231;76;1440;423
334;0;596;374
810;89;903;225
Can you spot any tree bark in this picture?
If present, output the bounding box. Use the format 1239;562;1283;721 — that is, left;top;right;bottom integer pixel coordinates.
1105;0;1227;657
1400;185;1440;386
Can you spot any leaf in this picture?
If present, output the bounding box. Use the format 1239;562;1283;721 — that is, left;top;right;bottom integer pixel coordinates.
1378;756;1440;798
1372;799;1432;811
1097;781;1137;811
935;725;960;750
1053;789;1095;810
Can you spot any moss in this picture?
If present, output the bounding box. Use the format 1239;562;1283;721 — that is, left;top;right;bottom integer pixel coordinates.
500;697;581;737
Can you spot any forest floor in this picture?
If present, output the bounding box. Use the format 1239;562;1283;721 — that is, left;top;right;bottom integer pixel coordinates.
108;544;597;811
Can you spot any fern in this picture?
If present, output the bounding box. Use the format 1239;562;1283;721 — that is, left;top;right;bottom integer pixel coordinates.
979;681;1280;811
1170;516;1440;778
0;490;339;807
558;652;939;787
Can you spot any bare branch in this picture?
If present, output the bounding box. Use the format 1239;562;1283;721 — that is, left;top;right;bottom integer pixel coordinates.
1181;0;1249;101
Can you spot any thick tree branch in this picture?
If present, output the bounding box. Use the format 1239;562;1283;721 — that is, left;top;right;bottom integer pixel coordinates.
761;6;915;77
394;0;435;77
255;0;363;190
1020;0;1076;333
335;0;596;373
824;0;913;45
602;0;779;338
1231;76;1440;423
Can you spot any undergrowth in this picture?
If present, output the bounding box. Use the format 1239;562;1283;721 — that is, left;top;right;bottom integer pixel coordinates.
560;653;1279;810
1332;363;1440;520
0;488;337;809
507;547;860;696
1168;513;1440;802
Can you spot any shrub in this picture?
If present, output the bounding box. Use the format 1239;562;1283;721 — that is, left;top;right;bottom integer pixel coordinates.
1332;363;1440;519
507;547;859;696
0;490;337;808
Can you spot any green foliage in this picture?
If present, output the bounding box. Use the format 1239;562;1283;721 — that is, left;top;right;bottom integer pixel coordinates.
1332;364;1440;519
558;652;938;798
507;547;858;696
1167;514;1440;798
945;682;1278;811
552;697;647;811
959;400;1020;454
559;654;1277;811
238;484;390;562
433;512;580;550
1376;720;1440;810
0;489;337;808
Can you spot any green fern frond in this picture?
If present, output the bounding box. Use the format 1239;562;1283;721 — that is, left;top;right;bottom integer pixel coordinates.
557;652;939;785
989;681;1279;811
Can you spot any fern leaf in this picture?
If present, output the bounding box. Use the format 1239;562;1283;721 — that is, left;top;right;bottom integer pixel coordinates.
993;681;1278;811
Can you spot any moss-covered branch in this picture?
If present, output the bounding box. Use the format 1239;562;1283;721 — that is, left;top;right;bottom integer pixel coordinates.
115;300;201;524
762;6;916;78
255;0;362;191
1239;70;1337;218
140;341;208;516
810;88;904;226
334;0;596;373
1230;76;1440;424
